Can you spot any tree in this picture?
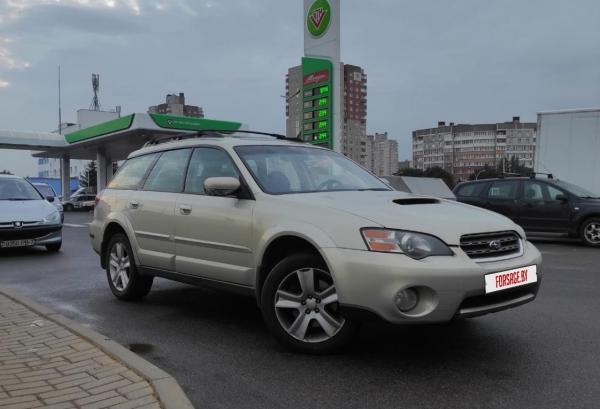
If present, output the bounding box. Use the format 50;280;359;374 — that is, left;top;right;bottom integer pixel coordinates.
79;161;97;191
0;170;13;175
395;166;456;189
468;155;533;181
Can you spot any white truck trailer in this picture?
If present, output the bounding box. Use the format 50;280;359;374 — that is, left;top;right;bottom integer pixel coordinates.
536;108;600;195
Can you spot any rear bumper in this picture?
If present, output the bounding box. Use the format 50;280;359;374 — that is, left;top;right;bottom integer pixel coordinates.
322;240;542;324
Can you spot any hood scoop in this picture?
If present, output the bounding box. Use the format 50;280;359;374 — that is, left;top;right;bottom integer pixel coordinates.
393;198;440;205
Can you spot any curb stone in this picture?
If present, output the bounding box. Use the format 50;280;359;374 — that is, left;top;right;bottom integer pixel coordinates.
0;285;195;409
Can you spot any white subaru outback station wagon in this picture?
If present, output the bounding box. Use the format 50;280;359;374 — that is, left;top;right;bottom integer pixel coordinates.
90;132;542;353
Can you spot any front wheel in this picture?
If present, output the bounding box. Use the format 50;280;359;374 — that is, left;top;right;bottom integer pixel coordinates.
261;254;357;354
581;218;600;247
105;233;153;301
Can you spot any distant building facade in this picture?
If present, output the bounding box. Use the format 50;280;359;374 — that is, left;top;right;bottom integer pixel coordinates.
148;93;203;118
371;132;399;176
412;117;536;181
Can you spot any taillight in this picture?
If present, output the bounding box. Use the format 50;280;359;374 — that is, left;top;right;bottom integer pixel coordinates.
95;195;101;206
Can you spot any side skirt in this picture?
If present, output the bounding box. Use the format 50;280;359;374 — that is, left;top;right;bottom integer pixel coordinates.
137;266;255;298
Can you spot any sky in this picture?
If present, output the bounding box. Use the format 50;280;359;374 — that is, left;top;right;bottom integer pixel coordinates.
1;0;600;176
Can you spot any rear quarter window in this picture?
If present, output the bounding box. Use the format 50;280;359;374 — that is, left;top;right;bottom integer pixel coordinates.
108;153;160;190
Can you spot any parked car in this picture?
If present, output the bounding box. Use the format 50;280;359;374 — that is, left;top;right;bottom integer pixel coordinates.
90;134;542;353
32;182;64;222
454;176;600;247
0;175;63;252
63;194;96;211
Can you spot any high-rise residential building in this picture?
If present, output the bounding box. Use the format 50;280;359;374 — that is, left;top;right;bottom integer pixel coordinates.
412;117;536;181
371;132;399;176
148;93;204;118
285;63;367;164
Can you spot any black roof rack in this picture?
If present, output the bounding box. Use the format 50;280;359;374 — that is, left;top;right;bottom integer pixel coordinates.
143;129;304;147
529;172;554;179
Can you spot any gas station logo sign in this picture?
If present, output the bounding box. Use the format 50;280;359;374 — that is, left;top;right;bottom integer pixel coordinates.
307;0;331;37
303;70;329;86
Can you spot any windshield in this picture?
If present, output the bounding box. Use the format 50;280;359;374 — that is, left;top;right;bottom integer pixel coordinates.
235;145;391;194
0;178;43;200
34;184;55;197
553;180;599;199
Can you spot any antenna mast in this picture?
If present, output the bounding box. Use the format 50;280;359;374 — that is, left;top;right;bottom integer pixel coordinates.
90;73;100;111
58;66;62;134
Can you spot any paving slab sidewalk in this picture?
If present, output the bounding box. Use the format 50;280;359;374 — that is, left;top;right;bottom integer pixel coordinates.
0;289;193;409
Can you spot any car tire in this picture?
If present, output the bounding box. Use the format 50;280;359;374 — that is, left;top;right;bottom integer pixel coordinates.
580;218;600;247
105;233;153;301
64;203;74;212
261;253;357;354
46;242;62;252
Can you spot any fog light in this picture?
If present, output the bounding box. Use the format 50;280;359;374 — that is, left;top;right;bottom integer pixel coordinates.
395;288;419;312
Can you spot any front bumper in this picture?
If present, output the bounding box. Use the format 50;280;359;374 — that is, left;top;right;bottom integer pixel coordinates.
322;240;542;324
0;225;62;248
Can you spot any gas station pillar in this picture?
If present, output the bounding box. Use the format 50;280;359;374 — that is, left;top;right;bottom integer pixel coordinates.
96;151;111;192
61;157;71;201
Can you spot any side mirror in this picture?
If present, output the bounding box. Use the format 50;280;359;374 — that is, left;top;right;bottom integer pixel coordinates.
46;196;55;203
555;193;568;202
204;177;241;197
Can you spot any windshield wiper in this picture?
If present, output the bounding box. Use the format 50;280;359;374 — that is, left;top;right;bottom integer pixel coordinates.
4;198;36;201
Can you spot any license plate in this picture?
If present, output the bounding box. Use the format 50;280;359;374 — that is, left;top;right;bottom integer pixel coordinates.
485;265;537;294
0;239;35;248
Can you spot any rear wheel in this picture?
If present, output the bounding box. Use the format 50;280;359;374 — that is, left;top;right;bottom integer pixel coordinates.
106;233;153;301
261;253;357;354
64;203;74;212
580;218;600;247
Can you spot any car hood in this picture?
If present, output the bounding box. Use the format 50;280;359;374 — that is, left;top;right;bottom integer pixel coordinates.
0;200;56;223
280;191;521;245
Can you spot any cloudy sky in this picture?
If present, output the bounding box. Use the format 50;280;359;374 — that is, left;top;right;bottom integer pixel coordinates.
1;0;600;176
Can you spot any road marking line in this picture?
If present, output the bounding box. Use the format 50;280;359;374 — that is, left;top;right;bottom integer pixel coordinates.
63;223;88;228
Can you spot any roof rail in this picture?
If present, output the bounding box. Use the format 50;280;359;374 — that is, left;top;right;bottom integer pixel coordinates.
498;172;521;179
143;129;303;147
529;172;554;179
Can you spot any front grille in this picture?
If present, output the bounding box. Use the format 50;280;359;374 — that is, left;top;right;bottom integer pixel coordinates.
0;226;61;241
460;231;521;260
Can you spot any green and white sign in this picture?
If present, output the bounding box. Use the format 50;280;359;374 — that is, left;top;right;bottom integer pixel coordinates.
303;0;340;152
301;57;333;148
306;0;331;37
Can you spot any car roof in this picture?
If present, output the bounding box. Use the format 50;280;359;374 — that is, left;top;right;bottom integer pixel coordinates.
0;174;22;180
127;135;323;159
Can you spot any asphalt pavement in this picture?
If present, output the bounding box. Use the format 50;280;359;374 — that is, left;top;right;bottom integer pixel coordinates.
1;212;599;409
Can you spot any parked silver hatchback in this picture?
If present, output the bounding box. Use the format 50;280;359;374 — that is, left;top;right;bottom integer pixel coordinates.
90;133;542;353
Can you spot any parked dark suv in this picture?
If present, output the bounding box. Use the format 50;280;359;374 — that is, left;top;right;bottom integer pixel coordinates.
454;176;600;247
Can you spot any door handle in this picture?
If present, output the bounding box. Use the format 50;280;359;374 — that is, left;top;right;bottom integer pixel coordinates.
179;204;192;215
129;200;140;209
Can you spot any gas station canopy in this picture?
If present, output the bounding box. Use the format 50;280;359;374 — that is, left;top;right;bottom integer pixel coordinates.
0;113;244;196
20;113;242;160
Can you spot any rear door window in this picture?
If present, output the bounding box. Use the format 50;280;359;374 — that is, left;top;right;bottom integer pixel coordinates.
456;183;487;197
143;149;192;193
487;181;519;200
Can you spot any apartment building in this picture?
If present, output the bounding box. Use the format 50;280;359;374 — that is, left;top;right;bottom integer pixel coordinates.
412;117;536;181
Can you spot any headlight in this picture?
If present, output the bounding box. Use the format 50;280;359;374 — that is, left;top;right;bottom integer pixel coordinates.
361;228;453;260
42;211;61;225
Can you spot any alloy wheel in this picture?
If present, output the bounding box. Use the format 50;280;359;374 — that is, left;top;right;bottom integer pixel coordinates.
109;242;131;291
584;222;600;244
274;267;345;343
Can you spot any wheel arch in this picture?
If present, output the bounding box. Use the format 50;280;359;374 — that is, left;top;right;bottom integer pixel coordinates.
100;221;132;269
255;233;334;304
